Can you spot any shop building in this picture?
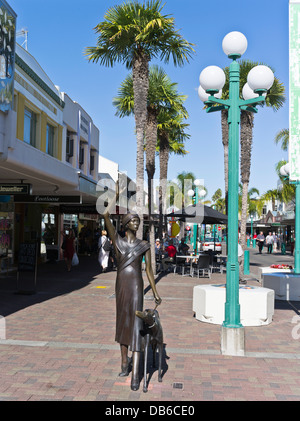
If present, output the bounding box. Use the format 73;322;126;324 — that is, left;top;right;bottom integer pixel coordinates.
0;41;100;267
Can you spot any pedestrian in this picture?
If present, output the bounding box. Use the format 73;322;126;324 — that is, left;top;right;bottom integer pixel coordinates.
178;238;189;255
63;229;76;272
272;232;278;252
155;239;162;258
98;230;111;273
238;242;246;284
265;231;274;254
257;231;265;254
162;239;177;272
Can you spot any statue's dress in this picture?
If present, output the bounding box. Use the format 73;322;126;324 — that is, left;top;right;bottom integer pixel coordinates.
114;233;150;351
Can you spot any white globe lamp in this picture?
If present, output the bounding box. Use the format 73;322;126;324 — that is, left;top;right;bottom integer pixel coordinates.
247;65;274;93
199;65;226;93
198;85;222;102
242;83;267;100
222;31;248;58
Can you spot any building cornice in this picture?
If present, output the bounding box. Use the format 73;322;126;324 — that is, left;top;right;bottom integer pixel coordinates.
15;54;65;109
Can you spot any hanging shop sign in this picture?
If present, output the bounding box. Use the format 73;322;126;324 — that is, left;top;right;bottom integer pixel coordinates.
14;195;81;204
0;183;32;195
0;0;17;112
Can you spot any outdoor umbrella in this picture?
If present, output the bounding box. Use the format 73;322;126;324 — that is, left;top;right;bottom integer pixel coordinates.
167;204;228;224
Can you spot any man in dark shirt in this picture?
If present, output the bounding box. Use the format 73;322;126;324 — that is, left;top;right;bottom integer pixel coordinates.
257;231;265;254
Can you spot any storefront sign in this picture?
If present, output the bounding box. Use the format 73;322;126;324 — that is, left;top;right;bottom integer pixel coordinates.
14;195;81;204
0;183;31;194
60;204;97;214
289;0;300;181
0;0;17;112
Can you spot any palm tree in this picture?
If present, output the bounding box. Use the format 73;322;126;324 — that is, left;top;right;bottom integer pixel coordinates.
113;66;188;217
221;60;286;248
85;0;194;238
113;65;188;271
274;128;289;151
157;110;190;238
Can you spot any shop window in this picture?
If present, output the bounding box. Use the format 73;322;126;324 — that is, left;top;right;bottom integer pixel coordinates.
90;154;95;173
46;123;55;156
66;131;74;162
24;107;37;147
79;145;84;168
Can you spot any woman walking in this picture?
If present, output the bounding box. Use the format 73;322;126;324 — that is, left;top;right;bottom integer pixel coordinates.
63;230;75;271
98;230;110;273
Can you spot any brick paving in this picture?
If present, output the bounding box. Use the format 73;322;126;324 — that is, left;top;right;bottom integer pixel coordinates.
0;247;299;401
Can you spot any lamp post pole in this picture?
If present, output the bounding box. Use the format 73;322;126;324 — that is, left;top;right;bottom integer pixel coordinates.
280;164;300;274
294;182;300;273
198;31;274;355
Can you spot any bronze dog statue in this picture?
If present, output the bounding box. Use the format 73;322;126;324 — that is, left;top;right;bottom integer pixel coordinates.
135;308;163;393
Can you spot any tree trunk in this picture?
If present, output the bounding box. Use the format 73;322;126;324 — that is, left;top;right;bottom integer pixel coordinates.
158;132;169;240
132;53;149;239
240;110;254;249
221;109;229;214
145;108;158;274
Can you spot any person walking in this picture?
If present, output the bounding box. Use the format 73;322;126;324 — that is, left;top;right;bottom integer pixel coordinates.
257;231;265;254
266;232;274;254
98;230;111;273
272;232;278;252
63;229;76;272
238;242;246;284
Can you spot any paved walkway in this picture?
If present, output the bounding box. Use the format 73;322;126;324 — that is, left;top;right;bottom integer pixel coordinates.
0;247;299;401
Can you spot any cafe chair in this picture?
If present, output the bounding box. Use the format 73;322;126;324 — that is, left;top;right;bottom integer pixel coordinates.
192;254;211;278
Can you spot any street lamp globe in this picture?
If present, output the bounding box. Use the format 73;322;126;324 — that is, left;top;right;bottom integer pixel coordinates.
247;65;274;93
199;65;226;93
199;189;206;197
280;162;290;176
242;83;267;100
194;179;202;187
198;85;222;102
222;31;248;58
187;189;195;198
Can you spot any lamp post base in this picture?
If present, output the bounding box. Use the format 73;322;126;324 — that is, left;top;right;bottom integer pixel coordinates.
221;326;245;356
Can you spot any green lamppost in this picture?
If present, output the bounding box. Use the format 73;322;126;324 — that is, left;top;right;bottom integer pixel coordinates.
198;31;274;355
280;163;300;274
188;181;206;254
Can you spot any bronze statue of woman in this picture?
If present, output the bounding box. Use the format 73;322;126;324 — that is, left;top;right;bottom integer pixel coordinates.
103;210;162;391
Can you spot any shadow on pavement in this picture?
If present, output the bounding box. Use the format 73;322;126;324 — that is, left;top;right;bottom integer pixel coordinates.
0;255;102;318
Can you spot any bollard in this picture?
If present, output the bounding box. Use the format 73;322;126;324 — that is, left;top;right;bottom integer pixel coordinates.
252;239;256;248
281;242;286;255
247;239;250;248
243;250;249;275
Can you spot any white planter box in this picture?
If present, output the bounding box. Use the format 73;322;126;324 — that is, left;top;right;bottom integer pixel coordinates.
258;266;293;281
262;273;300;301
193;284;274;327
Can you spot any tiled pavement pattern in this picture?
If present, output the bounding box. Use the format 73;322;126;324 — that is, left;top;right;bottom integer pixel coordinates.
0;248;299;401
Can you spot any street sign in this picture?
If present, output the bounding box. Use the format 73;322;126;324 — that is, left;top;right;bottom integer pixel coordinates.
14;195;81;204
289;0;300;180
0;183;31;195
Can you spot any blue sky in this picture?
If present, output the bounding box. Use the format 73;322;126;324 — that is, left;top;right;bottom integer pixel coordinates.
8;0;289;201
